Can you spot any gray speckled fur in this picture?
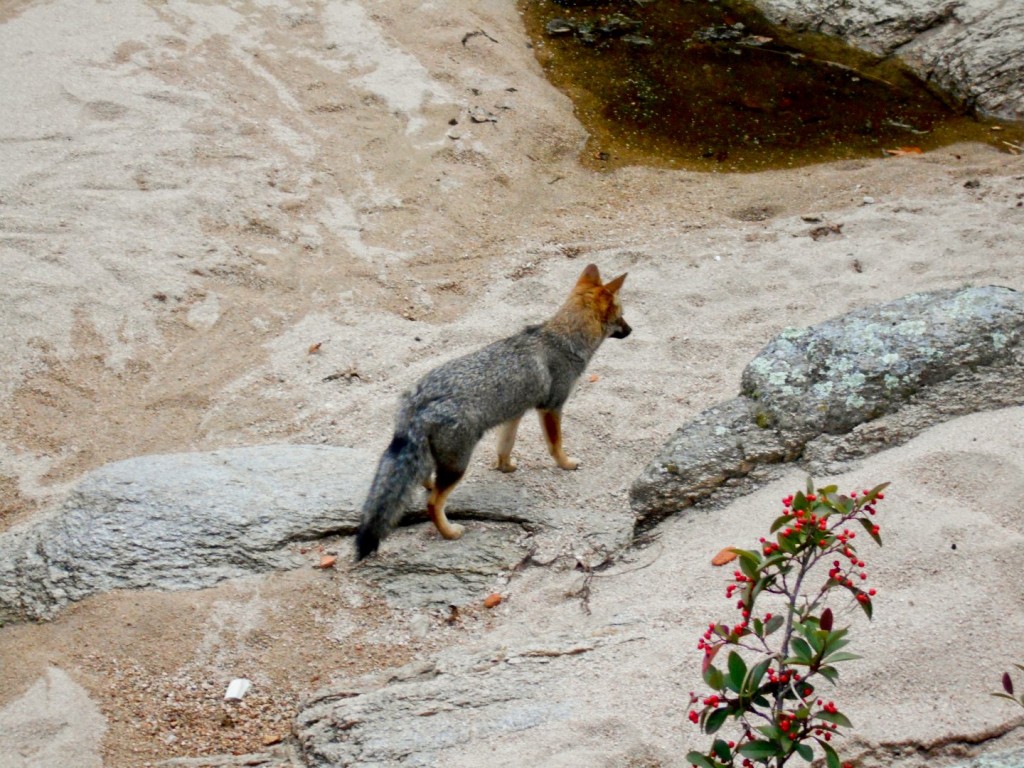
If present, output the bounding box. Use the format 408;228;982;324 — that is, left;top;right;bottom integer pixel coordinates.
399;325;594;469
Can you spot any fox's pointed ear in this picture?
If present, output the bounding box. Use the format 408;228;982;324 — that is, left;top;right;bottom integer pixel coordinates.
604;272;627;295
577;263;602;287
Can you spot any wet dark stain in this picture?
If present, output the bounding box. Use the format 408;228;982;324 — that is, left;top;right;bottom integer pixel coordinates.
730;203;782;221
521;0;1024;172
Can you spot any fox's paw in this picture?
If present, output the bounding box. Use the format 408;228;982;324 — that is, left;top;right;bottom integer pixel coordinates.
495;457;517;473
441;522;465;540
558;456;580;471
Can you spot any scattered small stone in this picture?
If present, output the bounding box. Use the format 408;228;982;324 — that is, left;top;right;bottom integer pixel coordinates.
809;222;843;240
861;195;875;205
483;593;503;608
225;679;252;702
964;179;981;189
544;18;575;37
800;214;823;223
318;554;338;569
469;107;498;124
622;34;654;48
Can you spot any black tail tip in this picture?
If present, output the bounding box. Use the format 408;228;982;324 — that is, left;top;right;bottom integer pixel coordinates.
355;528;379;561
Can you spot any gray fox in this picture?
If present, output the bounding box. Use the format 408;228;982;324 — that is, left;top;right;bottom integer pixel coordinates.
355;263;630;560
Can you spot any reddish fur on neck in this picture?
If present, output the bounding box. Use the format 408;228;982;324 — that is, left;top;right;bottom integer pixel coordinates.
546;283;610;342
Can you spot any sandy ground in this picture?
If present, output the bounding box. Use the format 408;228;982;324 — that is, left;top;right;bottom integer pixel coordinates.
1;0;1022;766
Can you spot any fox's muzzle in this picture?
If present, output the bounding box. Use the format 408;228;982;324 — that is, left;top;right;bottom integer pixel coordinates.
611;319;631;339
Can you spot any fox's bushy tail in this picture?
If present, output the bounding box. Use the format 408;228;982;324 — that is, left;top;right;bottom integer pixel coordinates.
355;414;431;561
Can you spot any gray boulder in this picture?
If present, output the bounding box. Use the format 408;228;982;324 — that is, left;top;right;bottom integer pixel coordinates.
631;286;1024;529
752;0;1024;120
742;285;1024;435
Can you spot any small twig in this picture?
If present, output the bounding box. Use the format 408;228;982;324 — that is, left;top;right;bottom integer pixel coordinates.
461;29;498;46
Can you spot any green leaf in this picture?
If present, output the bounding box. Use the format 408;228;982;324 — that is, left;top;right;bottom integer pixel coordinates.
864;481;890;502
738;740;782;759
764;614;785;635
771;514;794;533
739;554;761;581
745;658;772;696
703;663;724;690
822;651;862;664
857;516;882;545
760;552;789;572
793;490;809;512
816;709;853;729
685;751;716;768
796;742;815;762
727;651;748;693
704;706;730;734
820;741;841;768
749;577;766;605
790;637;814;663
817;665;840;684
732;547;762;566
778;730;793;753
712;738;732;762
821;627;849;651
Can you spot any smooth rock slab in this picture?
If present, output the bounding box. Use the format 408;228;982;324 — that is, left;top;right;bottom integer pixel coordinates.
0;445;369;622
0;444;630;622
294;635;629;768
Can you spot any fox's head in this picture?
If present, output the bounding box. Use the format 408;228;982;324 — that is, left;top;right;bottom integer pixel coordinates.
569;263;631;340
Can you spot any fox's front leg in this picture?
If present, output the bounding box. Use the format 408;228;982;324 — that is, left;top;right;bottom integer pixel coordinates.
495;416;522;472
538;409;579;470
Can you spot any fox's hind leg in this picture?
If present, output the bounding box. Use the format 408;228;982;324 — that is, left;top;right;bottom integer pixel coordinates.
426;464;465;540
539;409;579;470
494;416;522;473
